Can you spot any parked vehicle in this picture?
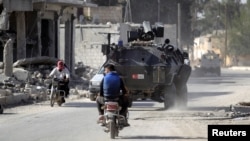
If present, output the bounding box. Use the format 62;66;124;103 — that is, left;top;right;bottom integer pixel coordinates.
88;66;104;101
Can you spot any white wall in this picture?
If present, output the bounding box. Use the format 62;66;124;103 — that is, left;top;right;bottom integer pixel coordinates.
60;23;177;69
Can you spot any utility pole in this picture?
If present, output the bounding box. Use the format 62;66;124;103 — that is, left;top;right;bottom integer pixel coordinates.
177;2;182;50
191;0;198;62
124;0;132;22
158;0;160;22
224;3;228;67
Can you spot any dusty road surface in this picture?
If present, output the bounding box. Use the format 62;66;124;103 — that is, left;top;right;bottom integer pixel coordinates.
0;68;250;141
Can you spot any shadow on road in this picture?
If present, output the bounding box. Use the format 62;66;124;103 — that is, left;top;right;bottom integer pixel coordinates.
120;135;206;140
63;102;97;108
128;100;165;111
188;77;236;85
0;112;17;115
188;91;232;100
131;101;155;107
187;106;230;112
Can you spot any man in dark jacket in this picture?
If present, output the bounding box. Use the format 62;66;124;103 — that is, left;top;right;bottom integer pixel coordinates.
96;64;130;126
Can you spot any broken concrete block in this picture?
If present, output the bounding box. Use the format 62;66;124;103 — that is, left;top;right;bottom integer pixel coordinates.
0;89;12;96
13;68;29;81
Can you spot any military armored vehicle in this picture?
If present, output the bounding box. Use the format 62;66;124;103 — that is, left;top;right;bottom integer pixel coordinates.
194;51;221;77
94;21;191;109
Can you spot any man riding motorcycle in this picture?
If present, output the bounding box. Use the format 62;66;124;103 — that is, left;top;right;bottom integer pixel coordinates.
96;64;130;126
48;60;70;103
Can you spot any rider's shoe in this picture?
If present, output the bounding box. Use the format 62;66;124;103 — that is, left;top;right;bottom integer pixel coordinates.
65;92;69;98
97;115;105;126
62;98;65;103
103;128;109;133
124;122;130;127
123;119;130;127
97;115;104;123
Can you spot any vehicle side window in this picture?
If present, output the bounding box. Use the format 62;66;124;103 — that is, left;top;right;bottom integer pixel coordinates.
98;67;104;74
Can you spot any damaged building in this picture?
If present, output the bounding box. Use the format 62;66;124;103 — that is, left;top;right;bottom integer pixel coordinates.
0;0;97;105
0;0;96;73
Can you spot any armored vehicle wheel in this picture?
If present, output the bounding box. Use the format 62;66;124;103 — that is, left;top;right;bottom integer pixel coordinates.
175;84;188;109
216;67;221;76
0;104;3;114
89;93;96;101
128;96;133;107
175;64;192;86
164;84;176;110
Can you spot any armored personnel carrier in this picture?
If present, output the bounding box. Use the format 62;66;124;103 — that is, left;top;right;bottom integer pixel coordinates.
194;51;221;77
97;21;191;109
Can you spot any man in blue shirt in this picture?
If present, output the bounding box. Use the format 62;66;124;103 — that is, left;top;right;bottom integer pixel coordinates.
96;64;130;126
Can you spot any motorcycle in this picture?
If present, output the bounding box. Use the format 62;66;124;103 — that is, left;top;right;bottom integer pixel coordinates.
100;99;128;139
49;78;66;107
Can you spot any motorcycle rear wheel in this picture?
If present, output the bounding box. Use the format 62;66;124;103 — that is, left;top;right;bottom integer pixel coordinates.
110;120;116;139
57;96;63;106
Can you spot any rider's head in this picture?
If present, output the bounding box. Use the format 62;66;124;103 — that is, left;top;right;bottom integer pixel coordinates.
57;60;64;71
104;64;115;74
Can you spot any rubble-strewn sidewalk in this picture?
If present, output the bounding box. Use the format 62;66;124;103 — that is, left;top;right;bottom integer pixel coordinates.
0;57;98;110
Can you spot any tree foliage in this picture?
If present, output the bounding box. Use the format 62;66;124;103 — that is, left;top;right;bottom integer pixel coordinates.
228;2;250;55
192;0;250;56
192;0;240;36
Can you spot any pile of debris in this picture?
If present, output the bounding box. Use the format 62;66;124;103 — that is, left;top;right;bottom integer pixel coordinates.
0;56;97;105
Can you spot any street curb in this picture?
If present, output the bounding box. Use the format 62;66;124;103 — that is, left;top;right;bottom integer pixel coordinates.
0;93;29;106
0;89;89;109
229;66;250;71
233;105;250;113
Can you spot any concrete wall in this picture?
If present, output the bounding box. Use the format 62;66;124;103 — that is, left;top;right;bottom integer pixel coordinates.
60;23;177;70
193;34;221;61
83;6;123;24
70;24;120;69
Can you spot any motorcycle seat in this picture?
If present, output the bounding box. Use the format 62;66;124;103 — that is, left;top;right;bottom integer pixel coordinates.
104;97;119;102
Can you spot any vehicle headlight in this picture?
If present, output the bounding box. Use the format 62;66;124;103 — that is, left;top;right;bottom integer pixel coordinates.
91;81;100;86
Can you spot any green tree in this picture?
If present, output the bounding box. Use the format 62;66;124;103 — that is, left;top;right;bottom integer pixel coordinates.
228;2;250;56
191;0;222;36
192;0;240;36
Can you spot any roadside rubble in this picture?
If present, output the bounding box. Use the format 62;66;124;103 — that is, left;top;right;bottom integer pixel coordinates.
228;102;250;119
0;57;98;108
192;102;250;120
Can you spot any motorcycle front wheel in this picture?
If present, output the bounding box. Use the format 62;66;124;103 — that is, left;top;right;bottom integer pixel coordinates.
50;91;56;107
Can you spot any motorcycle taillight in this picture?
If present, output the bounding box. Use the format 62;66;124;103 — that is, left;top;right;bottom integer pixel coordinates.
105;102;118;111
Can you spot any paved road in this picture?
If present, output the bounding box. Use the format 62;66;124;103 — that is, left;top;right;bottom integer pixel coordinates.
1;68;250;141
